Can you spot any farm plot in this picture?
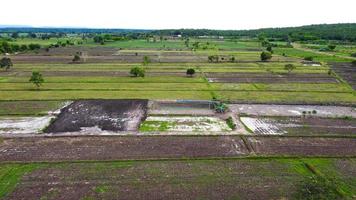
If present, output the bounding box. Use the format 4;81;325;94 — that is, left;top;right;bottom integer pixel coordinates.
206;73;338;83
240;116;356;136
0;136;250;162
4;159;353;200
0;116;54;134
229;104;356;118
45;100;148;133
331;62;356;89
139;116;231;133
148;101;215;115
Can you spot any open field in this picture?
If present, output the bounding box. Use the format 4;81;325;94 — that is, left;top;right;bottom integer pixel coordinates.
1;33;356;200
1;158;354;200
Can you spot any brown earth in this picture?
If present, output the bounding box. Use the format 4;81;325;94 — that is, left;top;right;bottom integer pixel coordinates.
45;100;148;133
0;136;355;162
4;159;306;200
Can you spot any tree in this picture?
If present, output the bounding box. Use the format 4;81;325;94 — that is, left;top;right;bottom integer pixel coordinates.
130;67;145;77
350;52;356;57
284;64;296;74
143;56;151;66
11;32;19;39
328;44;336;51
72;54;81;63
304;56;314;61
28;44;41;51
230;56;235;63
260;51;272;61
266;46;273;53
29;71;44;88
93;35;104;44
186;68;195;77
0;57;13;71
352;60;356;66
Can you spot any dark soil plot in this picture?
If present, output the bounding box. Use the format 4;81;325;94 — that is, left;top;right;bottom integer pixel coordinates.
331;63;356;89
247;136;356;156
45;100;148;133
3;159;310;200
273;117;356;136
0;136;249;162
207;73;337;83
21;46;119;56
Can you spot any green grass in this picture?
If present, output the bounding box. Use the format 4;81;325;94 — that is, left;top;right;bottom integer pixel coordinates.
0;100;64;116
139;121;175;132
274;48;352;62
0;90;213;100
217;91;356;104
0;164;41;198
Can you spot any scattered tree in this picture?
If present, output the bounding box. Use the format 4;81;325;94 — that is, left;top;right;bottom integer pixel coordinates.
328;44;336;51
304;56;314;61
72;54;81;63
130;67;145;77
0;57;13;71
29;71;44;88
186;68;195;77
214;102;228;113
143;56;151;66
260;51;272;61
208;55;219;63
284;64;296;74
266;46;273;53
230;56;235;62
11;32;19;39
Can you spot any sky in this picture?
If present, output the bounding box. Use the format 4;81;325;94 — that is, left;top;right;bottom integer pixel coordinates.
1;0;356;30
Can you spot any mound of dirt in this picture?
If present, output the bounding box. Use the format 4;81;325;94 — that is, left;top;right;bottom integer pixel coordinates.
45;100;148;133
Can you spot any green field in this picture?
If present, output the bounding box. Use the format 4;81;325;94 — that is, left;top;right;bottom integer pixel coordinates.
0;158;354;199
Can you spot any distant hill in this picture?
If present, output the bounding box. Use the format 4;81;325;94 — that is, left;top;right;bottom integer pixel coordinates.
153;23;356;41
0;27;152;34
1;23;356;41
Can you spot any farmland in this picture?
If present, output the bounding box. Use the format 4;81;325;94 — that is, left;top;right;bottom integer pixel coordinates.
0;25;355;199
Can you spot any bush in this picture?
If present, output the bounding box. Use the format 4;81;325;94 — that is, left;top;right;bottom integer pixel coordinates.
0;57;13;71
72;54;81;62
284;64;296;74
28;43;41;51
351;52;356;57
260;51;272;61
29;71;44;88
186;68;195;77
226;117;236;130
130;67;145;77
213;102;227;113
304;56;314;61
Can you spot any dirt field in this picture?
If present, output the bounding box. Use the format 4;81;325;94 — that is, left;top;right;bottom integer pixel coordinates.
45;100;148;133
0;136;355;162
207;73;337;83
331;62;356;89
2;159;317;200
148;100;215;115
240;117;356;135
230;104;356;118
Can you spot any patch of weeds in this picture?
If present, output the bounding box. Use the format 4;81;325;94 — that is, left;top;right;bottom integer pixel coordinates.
139;121;175;132
226;117;236;130
294;175;343;200
342;116;353;120
93;185;109;194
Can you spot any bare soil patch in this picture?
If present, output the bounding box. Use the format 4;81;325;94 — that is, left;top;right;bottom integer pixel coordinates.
0;136;249;162
331;63;356;89
45;100;148;133
207;73;337;83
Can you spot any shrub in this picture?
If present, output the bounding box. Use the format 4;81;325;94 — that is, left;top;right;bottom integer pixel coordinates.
284;64;296;74
0;57;13;71
72;54;81;62
143;56;151;65
214;102;228;113
304;56;314;61
351;52;356;57
186;68;195;77
352;60;356;66
130;67;145;77
226;117;236;130
29;71;44;88
260;51;272;61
